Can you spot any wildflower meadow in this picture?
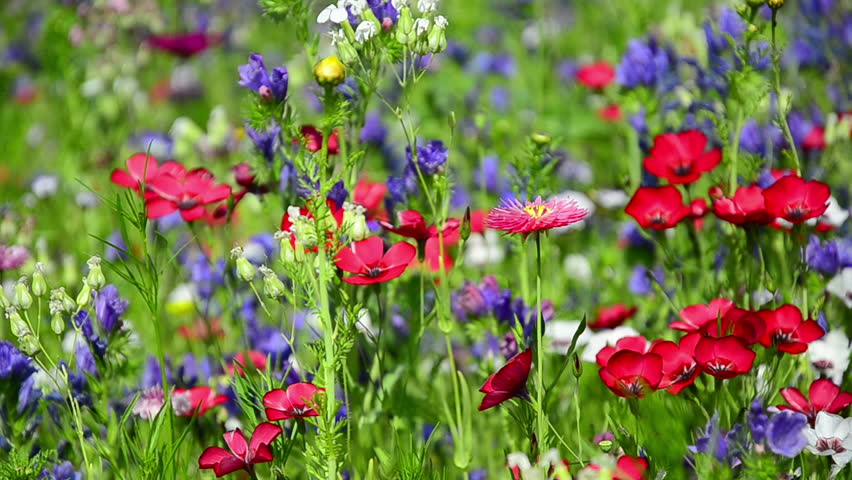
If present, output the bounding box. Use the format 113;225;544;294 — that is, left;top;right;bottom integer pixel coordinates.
3;0;852;478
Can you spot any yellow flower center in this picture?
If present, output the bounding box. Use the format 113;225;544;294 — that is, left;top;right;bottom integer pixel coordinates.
524;205;551;218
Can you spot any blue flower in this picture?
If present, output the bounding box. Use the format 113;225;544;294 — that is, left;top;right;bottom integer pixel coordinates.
328;181;349;209
629;265;664;296
75;341;98;377
246;123;281;164
94;285;128;334
238;54;288;101
616;37;676;90
748;398;769;444
360;111;387;146
368;0;399;22
766;411;808;457
406;140;448;175
17;373;41;414
0;341;34;379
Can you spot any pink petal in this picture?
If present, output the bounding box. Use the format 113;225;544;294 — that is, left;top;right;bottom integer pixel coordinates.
145;197;177;219
223;429;249;459
249;422;283;454
201;184;233;204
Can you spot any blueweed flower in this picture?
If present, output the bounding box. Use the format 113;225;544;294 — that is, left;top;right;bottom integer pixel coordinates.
616;37;676;90
704;8;745;55
39;461;82;480
739;119;784;156
0;340;34;379
556;59;578;84
246;123;281;163
748;398;769;443
806;235;852;276
93;285;128;333
406;140;448;175
75;341;97;377
360;111;387;146
688;415;744;466
473;154;507;194
467;52;516;77
766;411;809;457
328;181;349;209
238;54;288;101
628;265;664;296
128;131;173;159
17;373;41;414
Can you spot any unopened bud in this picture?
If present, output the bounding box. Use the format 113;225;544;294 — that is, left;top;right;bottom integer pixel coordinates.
395;7;416;44
32;263;47;297
85;256;106;290
598;440;613;453
76;282;92;308
427;16;448;53
18;333;40;356
571;353;582;378
53;287;76;312
259;266;285;299
767;0;783;9
531;132;551;147
231;247;255;282
7;307;29;338
14;278;33;310
336;39;359;65
50;312;64;334
0;288;10;309
461;207;471;241
314;56;346;87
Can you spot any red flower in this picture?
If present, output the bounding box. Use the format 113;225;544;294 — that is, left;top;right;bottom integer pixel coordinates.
671;298;734;332
147;31;222;58
334;237;416;285
624;186;692;230
694;336;755;379
300;126;340;154
172;386;228;417
598;350;663;398
279;199;345;252
380;210;431;241
599;104;623;122
643;130;721;184
198;422;282;478
229;351;268;376
576;62;615;89
110;154;184;193
757;304;824;354
353;179;388;218
478;349;533;411
802;126;826;151
762;176;830;224
590;304;637;330
596;336;650;368
145;166;232;222
615;455;650;480
701;307;765;346
177;318;225;341
486;196;588;238
263;382;325;420
778;379;852;424
650;333;702;395
711;185;773;225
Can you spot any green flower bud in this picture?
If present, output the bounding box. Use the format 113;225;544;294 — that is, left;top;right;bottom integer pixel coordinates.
746;0;766;6
85;256;106;290
395;7;416;44
31;263;47;297
0;287;10;309
336;38;359;65
231;247;256;282
51;313;65;335
18;333;40;356
531;132;552;146
53;287;76;312
259;266;286;299
598;440;613;453
571;353;582;378
76;282;92;308
344;203;369;242
427;16;448;53
6;307;29;338
767;0;783;9
13;278;33;310
314;56;346;87
460;207;471;241
274;231;296;265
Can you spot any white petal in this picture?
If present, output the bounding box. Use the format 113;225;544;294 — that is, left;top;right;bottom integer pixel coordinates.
329;7;349;23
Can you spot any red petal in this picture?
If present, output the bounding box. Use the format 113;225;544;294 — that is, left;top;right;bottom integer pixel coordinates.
780;387;810;413
126;153;159;182
199;446;236;470
249;422;283;453
111;169;139;189
263;389;292;413
145;197;178;219
381;241;416;269
478;391;514;411
180;206;207;222
223;429;249;459
828;392;852;413
249;444;274;464
201;184;233;204
148;174;184;199
794;320;825;344
487;349;532;393
809;379;841;411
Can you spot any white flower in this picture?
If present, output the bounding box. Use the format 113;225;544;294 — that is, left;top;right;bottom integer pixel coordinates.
805;411;852;476
355;21;378;43
434;15;448;29
330;29;346;46
806;196;849;229
413;18;430;36
580;326;640;363
317;1;349;24
751;288;777;307
462;230;504;268
552;190;594;233
596;189;630;209
348;0;368;15
506;449;566;480
31;175;59;199
546;320;591;355
391;0;406;9
563;254;592;283
416;0;438;13
827;268;852;308
808;329;851;384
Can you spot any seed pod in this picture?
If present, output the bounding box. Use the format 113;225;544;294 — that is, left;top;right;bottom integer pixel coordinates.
85;256;106;290
13;278;33;310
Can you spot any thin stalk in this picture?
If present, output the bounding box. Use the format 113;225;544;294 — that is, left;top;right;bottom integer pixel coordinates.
534;232;546;456
770;9;801;175
316;254;338;480
728;110;744;197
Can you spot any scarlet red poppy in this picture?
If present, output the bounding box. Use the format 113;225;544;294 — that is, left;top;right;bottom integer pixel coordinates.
590;304;637;330
380;210;431;241
598;350;663;398
762;176;830;224
756;304;824;354
198;422;282;478
576;62;616;89
334;237;416;285
701;307;766;346
478;349;533;411
110;154;183;193
172;386;229;417
693;336;755;379
671;298;734;332
624;186;692;230
147;31;222;58
145;167;232;222
300;126;340;154
486;196;588;238
596;335;651;368
229;351;268;376
615;455;650;480
643;130;721;184
263;382;325;420
778;379;852;424
353;179;388;218
711;185;773;225
650;333;702;395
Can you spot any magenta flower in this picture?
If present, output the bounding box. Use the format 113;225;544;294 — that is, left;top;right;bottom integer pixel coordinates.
0;245;29;271
486;196;588;238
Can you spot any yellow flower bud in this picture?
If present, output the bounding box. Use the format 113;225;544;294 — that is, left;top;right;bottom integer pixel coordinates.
314;56;346;87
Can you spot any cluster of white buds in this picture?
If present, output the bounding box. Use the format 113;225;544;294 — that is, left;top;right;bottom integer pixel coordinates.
231;246;256;282
5;306;40;355
342;202;369;241
259;266;286;299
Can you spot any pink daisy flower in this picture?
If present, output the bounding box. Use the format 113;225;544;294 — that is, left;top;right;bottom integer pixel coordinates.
486;196;588;238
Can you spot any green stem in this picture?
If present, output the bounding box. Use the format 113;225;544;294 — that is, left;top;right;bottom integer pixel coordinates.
728;109;744;197
317;254;338;480
770;9;801;175
534;232;546;456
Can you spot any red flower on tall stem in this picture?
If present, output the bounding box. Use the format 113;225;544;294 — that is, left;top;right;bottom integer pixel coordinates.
650;332;702;395
478;349;533;411
300;126;340;154
643;130;722;184
671;298;734;332
598;350;663;398
590;304;637;330
596;336;651;368
693;336;755;379
624;186;691;230
198;422;282;478
145;166;232;222
778;379;852;424
263;382;325;420
353;179;388;219
172;386;229;417
334;237;416;285
486;196;588;238
711;185;773;225
757;304;824;354
576;62;615;89
110;154;183;193
380;210;431;241
762;176;830;224
700;307;766;346
147;31;222;58
229;351;268;376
